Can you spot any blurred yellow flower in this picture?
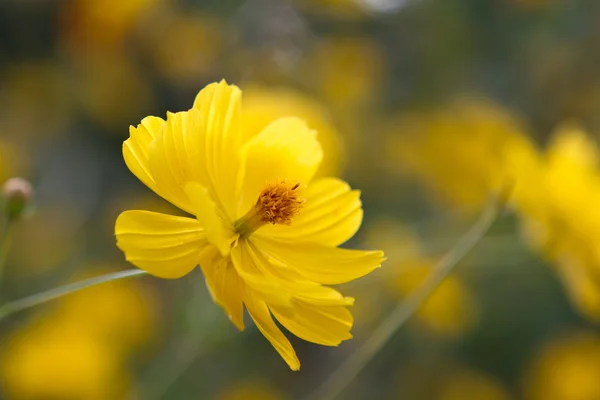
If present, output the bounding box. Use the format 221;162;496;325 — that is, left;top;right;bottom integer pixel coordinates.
386;98;537;213
242;86;345;176
1;267;157;400
60;0;159;49
308;37;384;112
148;11;222;85
516;123;600;321
524;331;600;400
56;266;159;352
1;319;127;400
115;80;384;370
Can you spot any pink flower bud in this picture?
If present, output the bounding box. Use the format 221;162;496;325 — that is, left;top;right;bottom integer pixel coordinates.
2;177;33;219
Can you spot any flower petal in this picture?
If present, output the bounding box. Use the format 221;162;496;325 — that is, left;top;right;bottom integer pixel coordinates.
115;210;207;279
257;178;363;246
244;290;300;371
271;301;353;346
148;82;243;219
185;183;237;257
230;243;292;307
123;116;164;192
254;237;384;285
198;246;245;331
192;80;243;219
147;110;202;215
238;117;323;218
247;241;354;307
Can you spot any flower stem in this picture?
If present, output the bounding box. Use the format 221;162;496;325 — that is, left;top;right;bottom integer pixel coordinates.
308;196;504;400
0;217;15;297
0;269;148;321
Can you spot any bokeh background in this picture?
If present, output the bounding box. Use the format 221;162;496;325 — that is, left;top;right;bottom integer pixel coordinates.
1;0;600;399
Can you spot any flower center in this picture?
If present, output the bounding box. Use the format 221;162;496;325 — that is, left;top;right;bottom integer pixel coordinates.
234;180;305;239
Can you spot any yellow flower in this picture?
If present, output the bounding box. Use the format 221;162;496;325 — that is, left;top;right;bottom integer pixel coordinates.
385;98;536;213
115;80;384;370
524;331;600;400
1;319;127;400
516;123;600;321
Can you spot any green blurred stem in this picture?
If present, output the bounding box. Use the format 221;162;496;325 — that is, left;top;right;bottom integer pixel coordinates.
308;196;503;400
0;269;148;321
0;217;15;295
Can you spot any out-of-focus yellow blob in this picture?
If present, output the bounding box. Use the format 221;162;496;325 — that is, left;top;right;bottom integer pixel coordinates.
1;320;127;400
149;12;222;85
56;266;159;352
242;86;345;176
0;267;157;400
60;0;159;49
308;37;384;112
216;381;287;400
516;123;600;322
386;98;538;213
524;331;600;400
76;54;155;130
436;366;513;400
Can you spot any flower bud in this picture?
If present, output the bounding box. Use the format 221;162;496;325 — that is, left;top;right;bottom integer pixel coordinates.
2;177;33;220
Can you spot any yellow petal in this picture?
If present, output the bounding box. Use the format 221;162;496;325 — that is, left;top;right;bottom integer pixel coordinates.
148;84;243;219
230;243;292;307
123;116;164;192
255;237;384;285
247;241;354;307
198;246;245;331
271;301;353;346
244;290;300;371
257;178;363;246
238;117;323;218
185;183;237;257
147;110;202;215
192;80;243;219
115;210;207;279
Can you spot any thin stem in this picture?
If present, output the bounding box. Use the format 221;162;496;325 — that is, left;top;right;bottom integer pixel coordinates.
0;217;15;293
308;196;503;400
0;269;148;321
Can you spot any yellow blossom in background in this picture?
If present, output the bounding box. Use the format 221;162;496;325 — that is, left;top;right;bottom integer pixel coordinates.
115;80;384;370
56;266;159;352
75;54;155;130
524;331;600;400
0;267;157;400
308;37;384;113
242;86;345;176
516;123;600;321
386;98;537;213
147;11;222;85
59;0;159;50
1;320;126;400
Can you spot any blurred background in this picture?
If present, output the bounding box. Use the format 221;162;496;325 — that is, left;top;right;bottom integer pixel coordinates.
1;0;600;399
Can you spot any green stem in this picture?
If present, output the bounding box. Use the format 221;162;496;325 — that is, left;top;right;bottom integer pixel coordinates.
0;217;15;292
308;196;503;400
0;269;148;321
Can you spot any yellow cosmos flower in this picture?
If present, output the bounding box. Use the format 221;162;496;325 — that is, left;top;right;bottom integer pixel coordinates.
115;80;384;370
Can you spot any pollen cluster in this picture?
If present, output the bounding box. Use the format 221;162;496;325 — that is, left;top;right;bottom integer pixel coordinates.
256;180;305;225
